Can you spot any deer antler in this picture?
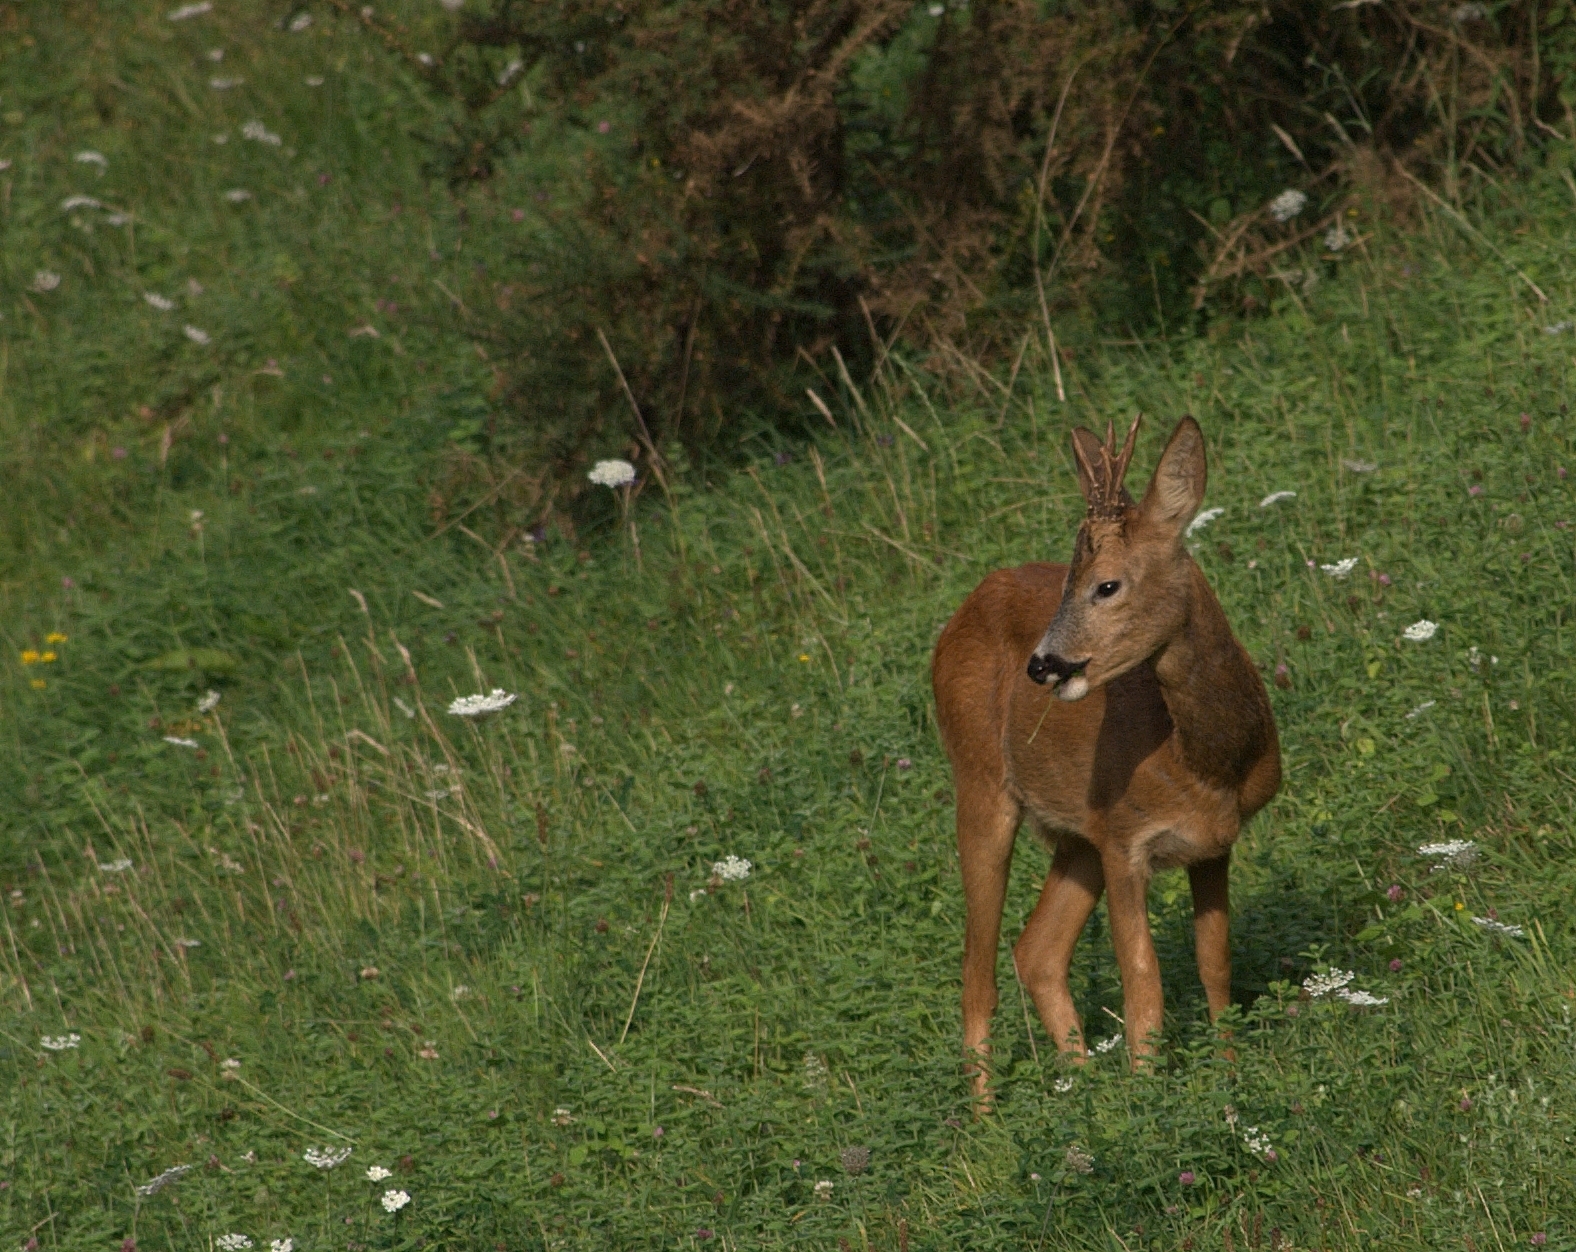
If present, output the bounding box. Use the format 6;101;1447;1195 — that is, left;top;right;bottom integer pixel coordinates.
1081;414;1142;520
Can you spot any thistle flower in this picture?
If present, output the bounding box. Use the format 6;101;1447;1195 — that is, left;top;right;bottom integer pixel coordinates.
587;459;636;488
447;689;517;717
366;1166;392;1181
1403;620;1437;641
1268;189;1308;222
167;1;213;17
381;1189;410;1212
1259;491;1296;507
1472;916;1525;938
1185;507;1224;537
144;292;175;311
198;690;221;713
184;325;211;345
241;120;282;146
303;1146;352;1170
1320;557;1358;579
135;1163;192;1196
711;855;752;882
40;1033;81;1051
840;1146;870;1176
99;859;134;872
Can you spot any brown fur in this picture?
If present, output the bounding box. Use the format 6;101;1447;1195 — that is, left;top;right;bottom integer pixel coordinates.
931;417;1280;1091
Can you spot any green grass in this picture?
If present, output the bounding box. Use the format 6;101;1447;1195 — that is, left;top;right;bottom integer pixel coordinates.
5;4;1576;1251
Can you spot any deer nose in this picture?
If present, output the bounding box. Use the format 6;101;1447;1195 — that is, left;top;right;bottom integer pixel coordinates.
1027;651;1078;685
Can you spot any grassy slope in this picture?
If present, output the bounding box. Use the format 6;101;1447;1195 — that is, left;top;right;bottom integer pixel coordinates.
4;4;1576;1251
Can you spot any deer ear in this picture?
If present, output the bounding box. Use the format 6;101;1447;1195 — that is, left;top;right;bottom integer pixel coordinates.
1139;417;1207;532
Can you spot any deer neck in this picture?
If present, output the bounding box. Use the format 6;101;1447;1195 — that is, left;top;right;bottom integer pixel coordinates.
1150;561;1271;786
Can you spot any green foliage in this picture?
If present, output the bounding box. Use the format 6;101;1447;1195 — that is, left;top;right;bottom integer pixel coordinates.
4;4;1576;1250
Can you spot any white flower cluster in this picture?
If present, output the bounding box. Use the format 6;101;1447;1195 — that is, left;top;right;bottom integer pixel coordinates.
99;859;133;872
184;325;212;345
587;459;636;488
1185;507;1224;538
1302;968;1387;1007
367;1165;392;1181
303;1145;353;1170
711;855;752;882
1063;1145;1095;1174
145;292;175;311
381;1189;411;1212
1092;1035;1122;1054
1320;557;1358;579
1419;839;1477;871
135;1163;192;1196
1052;1077;1074;1093
447;688;518;717
1472;916;1525;938
1268;189;1308;222
813;1180;835;1199
271;1240;294;1252
198;689;222;713
1324;224;1352;252
167;1;213;18
216;1236;252;1251
1258;491;1296;508
1403;620;1437;641
241;120;282;146
41;1033;81;1051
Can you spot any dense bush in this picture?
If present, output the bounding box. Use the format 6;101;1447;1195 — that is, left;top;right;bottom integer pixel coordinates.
347;0;1569;495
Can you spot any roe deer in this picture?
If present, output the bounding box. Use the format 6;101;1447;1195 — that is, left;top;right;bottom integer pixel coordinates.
932;415;1280;1089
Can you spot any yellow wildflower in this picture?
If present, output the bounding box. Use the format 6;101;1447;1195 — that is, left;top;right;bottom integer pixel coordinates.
30;679;45;690
20;650;39;665
40;651;57;663
798;653;810;663
45;632;67;644
1455;901;1465;911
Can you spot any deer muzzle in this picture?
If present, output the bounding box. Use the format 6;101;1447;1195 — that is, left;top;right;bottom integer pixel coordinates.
1027;649;1089;699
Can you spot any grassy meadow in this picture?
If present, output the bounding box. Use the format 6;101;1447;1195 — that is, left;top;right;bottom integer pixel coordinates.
5;4;1576;1250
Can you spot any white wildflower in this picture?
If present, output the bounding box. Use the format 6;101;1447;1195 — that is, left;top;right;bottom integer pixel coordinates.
1324;224;1352;252
167;1;213;18
366;1165;392;1181
305;76;325;86
447;688;518;717
184;325;211;345
451;984;470;1001
711;855;752;882
61;195;102;211
1259;491;1296;507
99;859;134;872
271;1241;294;1252
288;12;313;29
174;938;201;948
929;2;945;13
1544;321;1571;335
216;1236;252;1251
223;189;253;202
1405;700;1435;720
1418;839;1477;871
144;292;176;311
303;1146;353;1169
1336;989;1389;1006
813;1180;835;1200
1302;969;1355;998
1452;2;1487;21
551;1107;575;1126
1321;557;1358;579
1472;916;1525;938
1185;506;1224;537
198;689;221;713
392;697;416;719
1342;458;1377;473
220;1057;241;1071
381;1189;411;1212
106;212;130;226
74;150;108;168
163;736;200;748
587;459;637;488
1403;620;1437;641
1092;1035;1122;1054
1239;1126;1273;1159
241;120;282;146
207;48;224;60
1063;1145;1095;1174
1268;189;1308;222
40;1033;81;1051
31;271;61;293
1467;646;1497;672
210;77;245;89
416;53;434;66
135;1163;192;1196
1052;1077;1074;1093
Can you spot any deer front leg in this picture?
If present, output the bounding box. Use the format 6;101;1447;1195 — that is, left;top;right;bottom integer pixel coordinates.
1101;848;1163;1066
956;786;1020;1104
1013;835;1104;1055
1187;852;1232;1017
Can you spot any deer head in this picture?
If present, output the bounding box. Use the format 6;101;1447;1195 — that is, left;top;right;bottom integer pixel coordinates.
1027;416;1207;700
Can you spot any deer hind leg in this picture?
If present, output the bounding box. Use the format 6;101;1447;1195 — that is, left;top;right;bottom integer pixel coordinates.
1013;833;1104;1056
955;783;1020;1103
1101;847;1164;1067
1187;852;1232;1017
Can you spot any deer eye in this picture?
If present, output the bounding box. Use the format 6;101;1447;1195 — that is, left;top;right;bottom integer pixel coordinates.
1095;580;1121;600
